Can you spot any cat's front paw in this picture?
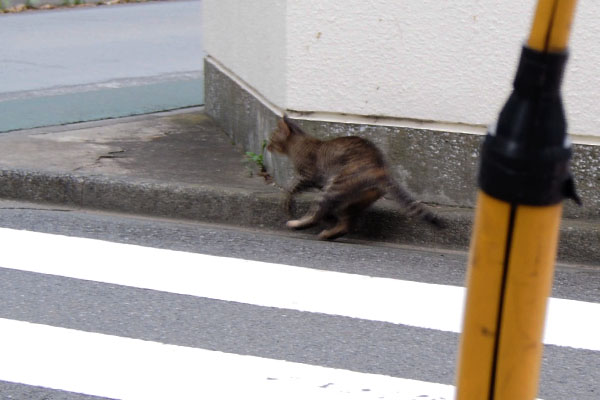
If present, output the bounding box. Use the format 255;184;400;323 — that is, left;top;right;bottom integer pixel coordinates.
286;219;303;229
286;215;316;230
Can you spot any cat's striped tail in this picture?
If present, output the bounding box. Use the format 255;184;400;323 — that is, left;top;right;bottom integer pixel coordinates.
387;179;445;228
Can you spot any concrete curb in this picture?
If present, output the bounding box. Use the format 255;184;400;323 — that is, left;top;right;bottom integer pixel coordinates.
1;168;597;267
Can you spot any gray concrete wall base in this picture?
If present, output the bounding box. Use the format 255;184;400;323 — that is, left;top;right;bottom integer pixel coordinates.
204;57;600;221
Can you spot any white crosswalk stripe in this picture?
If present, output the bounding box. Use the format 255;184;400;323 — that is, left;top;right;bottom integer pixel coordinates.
0;318;454;400
0;227;598;399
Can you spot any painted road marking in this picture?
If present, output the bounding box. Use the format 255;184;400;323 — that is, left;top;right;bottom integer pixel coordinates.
0;318;455;400
0;227;598;351
0;79;204;133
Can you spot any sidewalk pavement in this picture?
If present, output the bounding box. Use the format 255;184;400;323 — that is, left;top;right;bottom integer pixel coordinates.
0;108;597;267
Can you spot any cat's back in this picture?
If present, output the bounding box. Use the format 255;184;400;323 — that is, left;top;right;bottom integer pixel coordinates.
320;136;386;167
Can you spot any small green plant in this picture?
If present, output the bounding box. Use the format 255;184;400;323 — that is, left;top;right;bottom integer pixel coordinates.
0;0;13;11
244;140;272;182
245;151;264;169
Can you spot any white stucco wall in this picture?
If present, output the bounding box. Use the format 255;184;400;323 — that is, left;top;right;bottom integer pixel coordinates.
202;0;287;107
203;0;600;139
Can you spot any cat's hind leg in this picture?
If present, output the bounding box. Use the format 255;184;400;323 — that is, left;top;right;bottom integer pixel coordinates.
316;187;383;240
317;216;350;240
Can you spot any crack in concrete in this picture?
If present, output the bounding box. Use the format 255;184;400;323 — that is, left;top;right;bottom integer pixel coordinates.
97;149;126;160
72;149;127;172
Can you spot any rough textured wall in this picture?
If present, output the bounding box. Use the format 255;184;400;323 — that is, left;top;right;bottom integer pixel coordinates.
206;60;600;220
562;0;600;139
205;0;600;138
286;1;525;126
287;1;600;137
202;0;287;107
286;0;599;137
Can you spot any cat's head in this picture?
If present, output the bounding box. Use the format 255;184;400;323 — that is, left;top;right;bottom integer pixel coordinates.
267;116;304;154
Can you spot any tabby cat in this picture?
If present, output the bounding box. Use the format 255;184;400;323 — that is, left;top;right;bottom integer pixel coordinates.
267;115;444;240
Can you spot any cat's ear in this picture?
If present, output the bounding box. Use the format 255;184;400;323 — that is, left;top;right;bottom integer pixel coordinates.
278;118;291;136
283;115;304;135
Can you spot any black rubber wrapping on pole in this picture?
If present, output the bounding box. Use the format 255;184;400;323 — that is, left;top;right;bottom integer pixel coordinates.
479;46;581;206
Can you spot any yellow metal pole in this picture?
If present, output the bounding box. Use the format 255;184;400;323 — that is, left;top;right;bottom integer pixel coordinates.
455;1;579;399
528;0;578;51
455;193;512;397
491;203;563;398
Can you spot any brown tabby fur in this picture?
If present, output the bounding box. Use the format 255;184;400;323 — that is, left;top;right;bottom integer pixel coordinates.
267;115;444;240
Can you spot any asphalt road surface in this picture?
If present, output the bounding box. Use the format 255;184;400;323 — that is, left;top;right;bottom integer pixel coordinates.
0;200;598;399
0;0;204;131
